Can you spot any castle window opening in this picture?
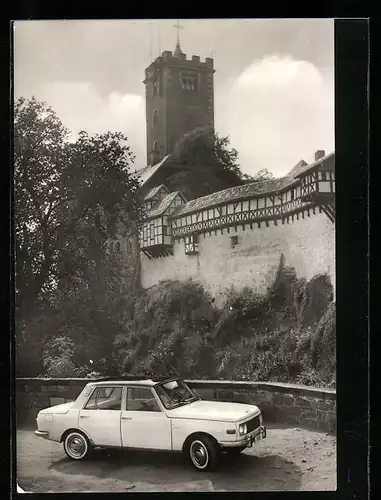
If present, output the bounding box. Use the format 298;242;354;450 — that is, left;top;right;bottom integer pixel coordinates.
185;234;199;255
291;189;295;201
180;72;198;92
231;235;239;248
153;109;159;126
152;79;158;98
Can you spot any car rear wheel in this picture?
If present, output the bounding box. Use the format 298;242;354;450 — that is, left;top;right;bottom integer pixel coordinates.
187;436;220;471
63;431;90;460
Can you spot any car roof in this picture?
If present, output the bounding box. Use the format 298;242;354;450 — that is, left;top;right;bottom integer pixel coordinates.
91;380;157;387
86;376;180;388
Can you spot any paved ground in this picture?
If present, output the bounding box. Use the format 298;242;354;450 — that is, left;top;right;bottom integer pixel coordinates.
16;424;336;492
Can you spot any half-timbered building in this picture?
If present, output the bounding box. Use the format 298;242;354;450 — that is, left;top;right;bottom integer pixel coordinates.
137;149;335;304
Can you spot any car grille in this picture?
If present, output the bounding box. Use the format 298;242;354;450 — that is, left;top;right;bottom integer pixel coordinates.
246;415;261;433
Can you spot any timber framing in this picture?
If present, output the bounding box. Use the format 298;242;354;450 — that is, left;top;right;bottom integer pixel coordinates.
139;152;335;255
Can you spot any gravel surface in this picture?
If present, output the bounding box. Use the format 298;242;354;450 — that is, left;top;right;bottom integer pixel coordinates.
16;424;336;492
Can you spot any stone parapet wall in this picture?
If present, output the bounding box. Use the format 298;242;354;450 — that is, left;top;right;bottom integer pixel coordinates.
15;378;336;434
16;378;88;425
187;380;336;434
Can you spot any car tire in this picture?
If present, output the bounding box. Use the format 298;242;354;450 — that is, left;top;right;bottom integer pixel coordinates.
187;435;220;471
63;431;91;460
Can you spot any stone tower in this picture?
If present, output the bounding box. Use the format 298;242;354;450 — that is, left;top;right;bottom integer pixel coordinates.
143;40;215;165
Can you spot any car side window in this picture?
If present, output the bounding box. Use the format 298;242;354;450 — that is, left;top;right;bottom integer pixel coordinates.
84;386;122;410
126;387;161;412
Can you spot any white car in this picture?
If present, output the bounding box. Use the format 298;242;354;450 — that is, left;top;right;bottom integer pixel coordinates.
35;377;266;471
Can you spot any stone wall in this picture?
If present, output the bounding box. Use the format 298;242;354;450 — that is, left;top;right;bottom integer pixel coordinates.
16;378;336;434
141;211;335;306
188;380;336;434
16;378;88;426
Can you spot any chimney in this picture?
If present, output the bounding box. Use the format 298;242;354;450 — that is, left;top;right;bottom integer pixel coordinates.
315;150;325;161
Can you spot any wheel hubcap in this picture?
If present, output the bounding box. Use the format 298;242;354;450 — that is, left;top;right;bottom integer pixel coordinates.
67;435;86;458
190;440;209;468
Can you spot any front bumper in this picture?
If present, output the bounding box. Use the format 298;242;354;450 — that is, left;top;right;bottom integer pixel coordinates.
34;430;49;440
219;425;267;448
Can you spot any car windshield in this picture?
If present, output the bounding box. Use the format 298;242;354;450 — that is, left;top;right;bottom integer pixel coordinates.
155;379;199;409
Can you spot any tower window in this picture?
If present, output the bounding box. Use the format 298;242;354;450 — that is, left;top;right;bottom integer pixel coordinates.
231;235;238;248
153;141;159;151
180;72;198;92
152;109;159;127
152;79;158;98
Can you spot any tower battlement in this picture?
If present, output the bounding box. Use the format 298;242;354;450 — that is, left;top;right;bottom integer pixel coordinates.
146;51;214;69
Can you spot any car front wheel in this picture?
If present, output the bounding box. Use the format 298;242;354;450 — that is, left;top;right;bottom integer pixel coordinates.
63;431;90;460
187;436;220;471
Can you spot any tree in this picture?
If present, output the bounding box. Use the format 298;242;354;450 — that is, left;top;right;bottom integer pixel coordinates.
242;168;275;183
166;127;245;199
14;97;143;319
14;97;144;376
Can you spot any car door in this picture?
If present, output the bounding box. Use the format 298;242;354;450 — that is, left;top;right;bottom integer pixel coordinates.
78;385;123;447
121;386;172;450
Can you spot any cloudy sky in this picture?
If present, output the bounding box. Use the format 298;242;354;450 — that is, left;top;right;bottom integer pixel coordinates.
14;19;334;177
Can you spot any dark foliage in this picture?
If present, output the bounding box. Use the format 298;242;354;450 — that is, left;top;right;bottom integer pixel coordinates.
166;127;245;199
15;97;143;377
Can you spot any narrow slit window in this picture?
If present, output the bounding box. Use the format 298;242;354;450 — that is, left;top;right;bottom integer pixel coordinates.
153;109;159;126
231;235;238;248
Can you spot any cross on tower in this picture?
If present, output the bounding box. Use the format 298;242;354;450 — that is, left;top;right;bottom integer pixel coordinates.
173;20;184;44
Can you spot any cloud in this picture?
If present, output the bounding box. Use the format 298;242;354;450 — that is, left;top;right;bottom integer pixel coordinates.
216;55;334;177
35;81;147;168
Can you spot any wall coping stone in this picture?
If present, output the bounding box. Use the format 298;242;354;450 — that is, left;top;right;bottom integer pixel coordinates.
17;378;92;383
186;380;336;400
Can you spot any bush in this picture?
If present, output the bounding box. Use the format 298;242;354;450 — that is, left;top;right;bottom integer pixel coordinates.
310;301;336;382
42;336;90;378
215;328;302;382
114;279;218;379
112;258;335;387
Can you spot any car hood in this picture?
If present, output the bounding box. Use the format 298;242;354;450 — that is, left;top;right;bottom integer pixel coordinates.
166;400;260;422
39;402;74;415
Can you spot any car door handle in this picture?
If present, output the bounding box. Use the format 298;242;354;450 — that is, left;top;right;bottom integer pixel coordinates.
121;416;132;420
80;415;90;419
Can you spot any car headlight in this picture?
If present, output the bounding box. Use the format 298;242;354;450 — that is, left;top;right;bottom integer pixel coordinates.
238;423;247;436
